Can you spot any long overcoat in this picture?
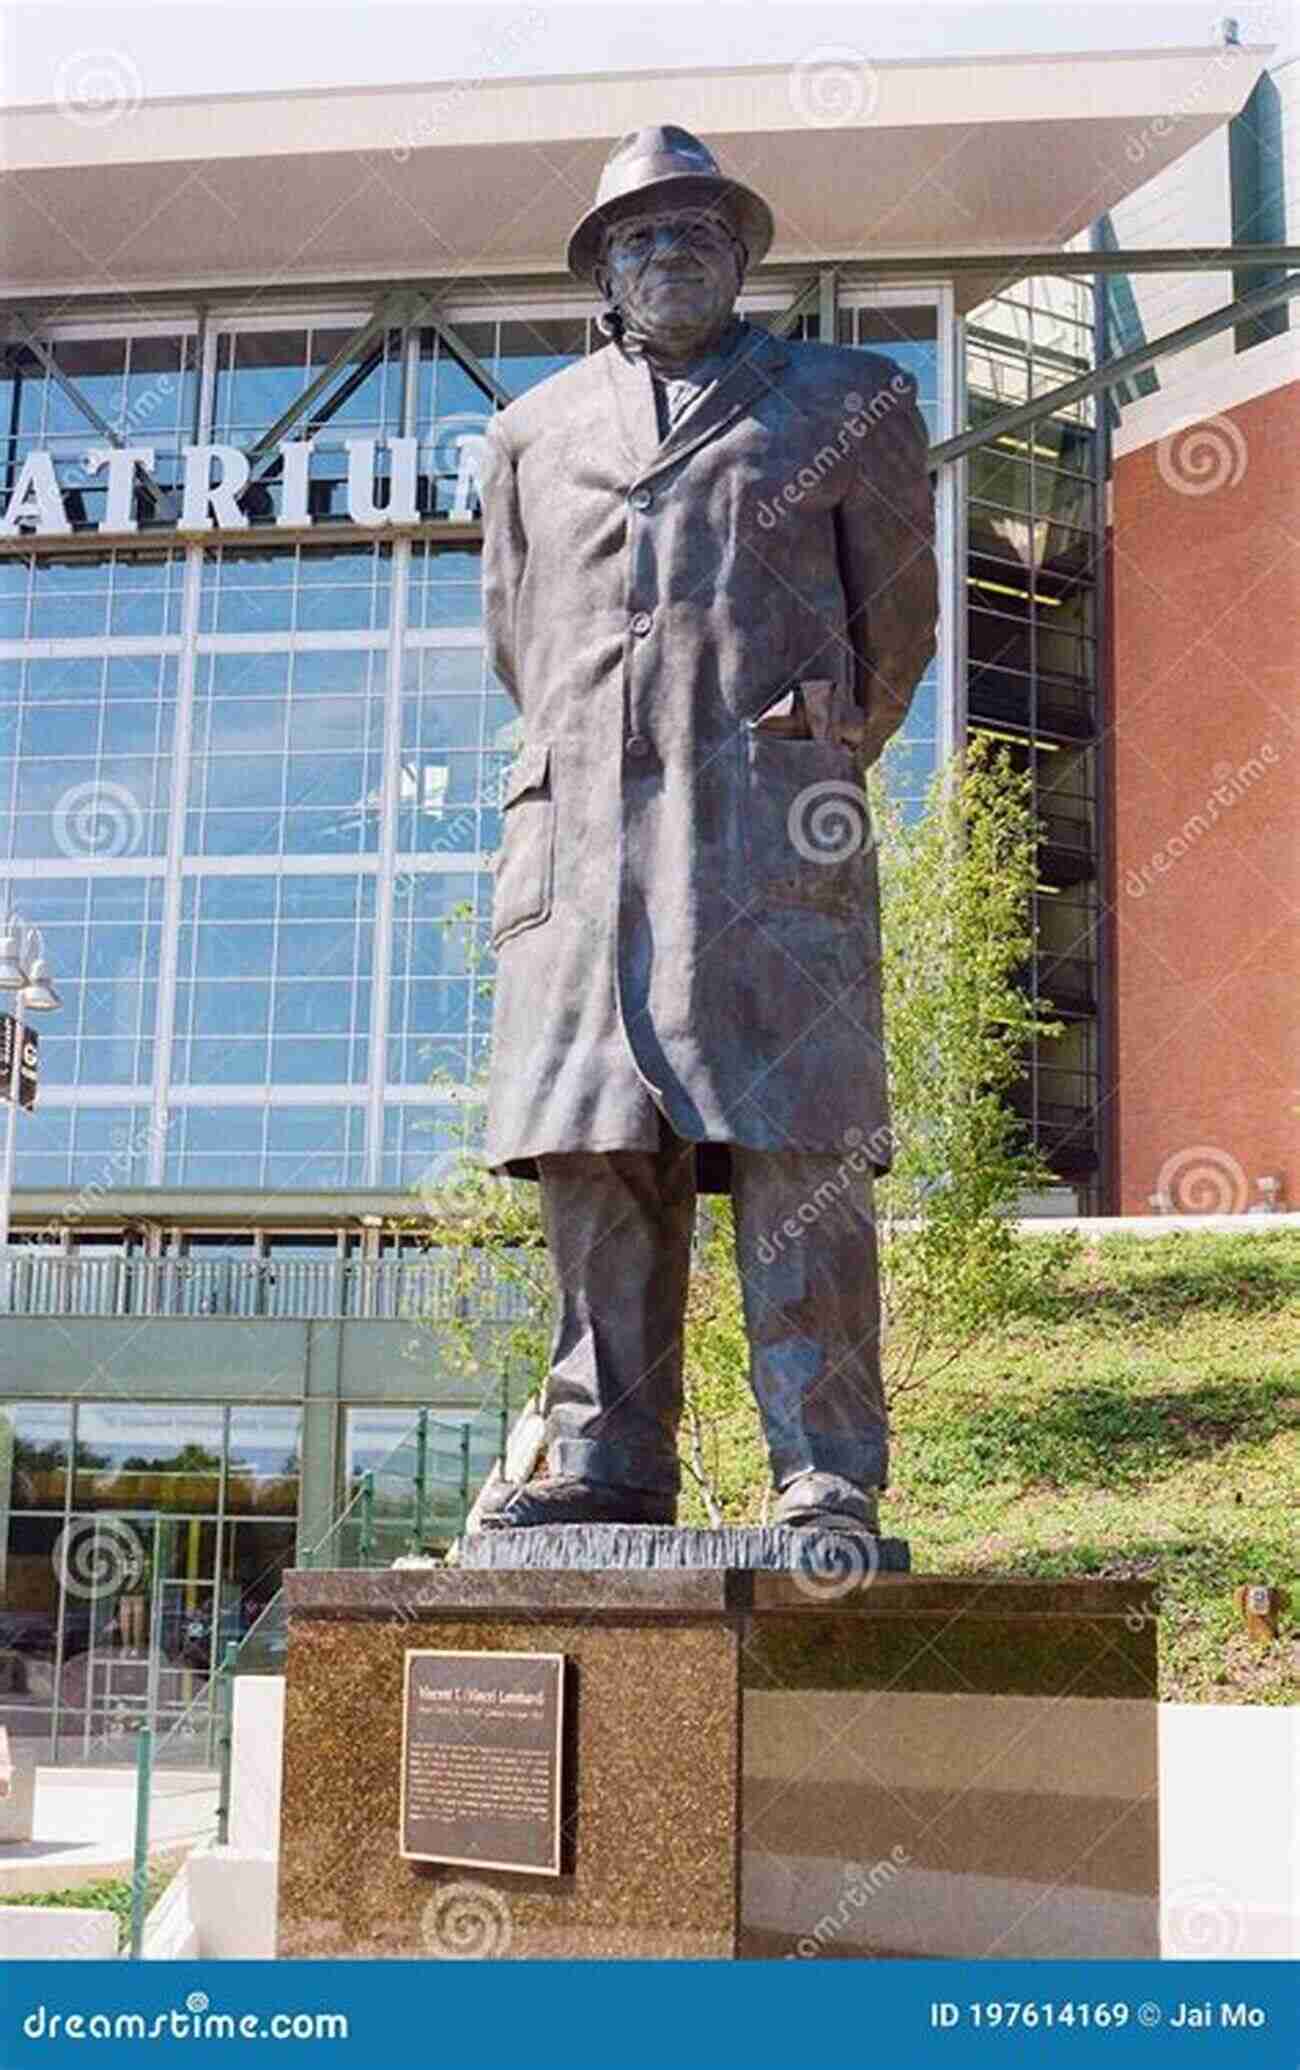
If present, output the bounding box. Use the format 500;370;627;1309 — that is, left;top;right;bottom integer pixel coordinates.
477;321;938;1189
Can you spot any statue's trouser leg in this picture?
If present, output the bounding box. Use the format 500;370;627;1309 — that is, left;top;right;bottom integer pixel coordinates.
728;1149;888;1493
536;1135;696;1496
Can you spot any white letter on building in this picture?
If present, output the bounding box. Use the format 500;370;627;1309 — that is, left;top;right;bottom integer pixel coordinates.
84;446;155;534
181;444;251;530
0;451;71;536
451;434;487;521
275;439;315;528
345;436;419;526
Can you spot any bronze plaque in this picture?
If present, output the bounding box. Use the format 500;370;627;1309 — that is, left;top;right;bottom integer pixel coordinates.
399;1650;564;1876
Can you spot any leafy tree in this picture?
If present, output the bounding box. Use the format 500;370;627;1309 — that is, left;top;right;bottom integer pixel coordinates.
870;732;1079;1401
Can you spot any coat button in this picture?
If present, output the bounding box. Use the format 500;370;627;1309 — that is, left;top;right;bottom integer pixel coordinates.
629;610;653;636
629;487;652;511
626;734;651;758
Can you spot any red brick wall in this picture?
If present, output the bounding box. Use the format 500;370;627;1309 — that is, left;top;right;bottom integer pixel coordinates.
1109;380;1300;1215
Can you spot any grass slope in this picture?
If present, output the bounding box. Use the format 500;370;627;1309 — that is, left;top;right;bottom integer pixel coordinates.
684;1228;1299;1705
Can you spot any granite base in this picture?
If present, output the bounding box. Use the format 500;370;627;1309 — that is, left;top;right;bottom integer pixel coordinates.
277;1570;1158;1961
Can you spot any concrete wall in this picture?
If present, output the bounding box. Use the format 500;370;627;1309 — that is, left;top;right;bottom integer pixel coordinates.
1160;1704;1297;1958
0;1906;118;1958
229;1678;284;1855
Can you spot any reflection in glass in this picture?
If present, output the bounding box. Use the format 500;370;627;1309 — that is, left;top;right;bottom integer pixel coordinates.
0;1402;72;1512
72;1404;225;1513
226;1408;301;1516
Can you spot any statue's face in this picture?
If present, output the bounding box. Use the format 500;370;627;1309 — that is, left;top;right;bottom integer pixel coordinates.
597;206;744;356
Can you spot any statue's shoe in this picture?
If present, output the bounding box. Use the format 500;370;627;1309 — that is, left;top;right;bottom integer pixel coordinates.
475;1474;677;1529
771;1471;879;1533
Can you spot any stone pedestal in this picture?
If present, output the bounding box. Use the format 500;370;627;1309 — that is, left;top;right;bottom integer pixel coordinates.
277;1569;1158;1961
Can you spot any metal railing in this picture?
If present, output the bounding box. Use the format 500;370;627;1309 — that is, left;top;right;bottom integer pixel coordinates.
147;1403;496;1734
0;1252;536;1321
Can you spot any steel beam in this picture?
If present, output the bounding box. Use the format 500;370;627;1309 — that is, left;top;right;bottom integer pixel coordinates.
8;310;178;518
243;300;398;473
770;274;821;338
6;245;1300;322
809;245;1300;281
931;268;1300;467
423;314;513;413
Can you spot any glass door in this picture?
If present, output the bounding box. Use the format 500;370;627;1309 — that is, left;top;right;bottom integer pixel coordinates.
54;1513;218;1762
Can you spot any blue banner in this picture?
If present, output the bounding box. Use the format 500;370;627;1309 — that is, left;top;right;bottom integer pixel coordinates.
0;1960;1295;2068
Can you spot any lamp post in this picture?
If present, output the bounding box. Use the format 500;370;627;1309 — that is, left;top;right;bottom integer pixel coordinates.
0;914;62;1272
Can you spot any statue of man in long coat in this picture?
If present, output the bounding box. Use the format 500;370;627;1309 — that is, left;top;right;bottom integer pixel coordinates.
476;126;938;1534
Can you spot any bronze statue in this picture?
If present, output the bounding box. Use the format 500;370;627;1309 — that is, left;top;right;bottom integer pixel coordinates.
476;126;938;1533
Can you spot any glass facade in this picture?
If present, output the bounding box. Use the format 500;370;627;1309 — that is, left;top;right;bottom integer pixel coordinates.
1;289;950;1193
0;1398;298;1761
964;274;1105;1198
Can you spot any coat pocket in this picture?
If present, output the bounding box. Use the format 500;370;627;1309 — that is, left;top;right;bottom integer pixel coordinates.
491;741;555;946
742;729;874;921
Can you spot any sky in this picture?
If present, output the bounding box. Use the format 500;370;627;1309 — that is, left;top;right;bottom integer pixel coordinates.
1;0;1295;106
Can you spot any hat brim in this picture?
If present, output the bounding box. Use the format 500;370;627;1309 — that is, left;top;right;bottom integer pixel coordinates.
567;172;774;282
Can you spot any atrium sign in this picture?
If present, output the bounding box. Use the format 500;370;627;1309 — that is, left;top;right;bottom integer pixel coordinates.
0;431;487;539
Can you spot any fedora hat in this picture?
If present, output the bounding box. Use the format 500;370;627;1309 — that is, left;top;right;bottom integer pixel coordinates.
567;124;774;282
